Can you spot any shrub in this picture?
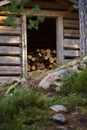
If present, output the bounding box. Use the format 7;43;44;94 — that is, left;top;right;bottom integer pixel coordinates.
61;93;87;110
73;68;87;95
59;68;87;110
60;72;79;96
0;89;58;130
60;67;87;96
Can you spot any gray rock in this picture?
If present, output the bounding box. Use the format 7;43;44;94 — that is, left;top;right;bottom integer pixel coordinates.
82;56;87;64
57;126;68;130
53;114;68;123
50;105;67;112
38;56;87;89
38;68;73;89
78;63;86;70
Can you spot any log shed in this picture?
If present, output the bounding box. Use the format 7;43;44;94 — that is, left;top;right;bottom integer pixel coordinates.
0;0;80;83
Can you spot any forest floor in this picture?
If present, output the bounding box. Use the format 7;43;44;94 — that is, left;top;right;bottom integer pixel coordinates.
24;70;87;130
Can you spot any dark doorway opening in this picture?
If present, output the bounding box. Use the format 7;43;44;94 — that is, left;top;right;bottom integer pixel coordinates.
27;17;56;71
27;18;56;53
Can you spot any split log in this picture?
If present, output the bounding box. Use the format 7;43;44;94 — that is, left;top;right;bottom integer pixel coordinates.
27;49;57;71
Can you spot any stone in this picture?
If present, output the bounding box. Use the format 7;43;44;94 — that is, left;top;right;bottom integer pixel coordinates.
52;114;68;123
38;68;73;89
82;56;87;64
38;56;87;89
57;126;68;130
50;105;67;112
78;63;86;70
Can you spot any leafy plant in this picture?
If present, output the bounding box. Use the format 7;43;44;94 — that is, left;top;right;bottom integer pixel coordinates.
0;89;59;130
61;93;87;110
73;67;87;94
0;0;45;29
58;67;87;110
60;72;79;96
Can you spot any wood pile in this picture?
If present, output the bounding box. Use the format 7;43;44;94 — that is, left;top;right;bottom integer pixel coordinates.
27;49;56;71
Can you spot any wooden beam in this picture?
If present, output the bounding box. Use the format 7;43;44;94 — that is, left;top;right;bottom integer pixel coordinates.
63;19;79;29
0;66;21;75
0;46;21;56
0;16;21;24
0;0;10;6
64;39;80;49
64;50;80;57
0;76;20;83
0;26;21;35
0;56;20;65
23;9;79;19
22;14;27;79
68;0;78;5
24;1;67;10
64;29;79;38
56;17;64;62
55;0;71;9
0;36;21;44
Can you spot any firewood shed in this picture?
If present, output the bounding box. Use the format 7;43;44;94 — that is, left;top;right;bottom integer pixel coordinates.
0;0;80;83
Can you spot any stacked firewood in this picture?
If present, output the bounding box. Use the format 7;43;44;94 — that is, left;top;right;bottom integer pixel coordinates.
27;49;56;71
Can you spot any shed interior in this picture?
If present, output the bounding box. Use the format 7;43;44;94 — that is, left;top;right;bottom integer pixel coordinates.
27;17;57;71
27;17;56;52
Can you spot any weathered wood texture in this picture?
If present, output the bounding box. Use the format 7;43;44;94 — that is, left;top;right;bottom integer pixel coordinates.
0;15;23;83
0;26;21;35
63;18;80;61
64;29;79;38
0;46;21;56
79;0;87;54
0;0;10;6
64;39;80;49
22;14;27;78
0;36;21;45
0;16;21;25
0;56;20;65
0;77;20;84
0;66;21;75
56;17;64;62
63;19;79;29
0;0;81;83
24;9;79;19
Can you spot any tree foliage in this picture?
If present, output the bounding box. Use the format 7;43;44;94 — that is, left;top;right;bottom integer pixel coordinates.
0;0;45;28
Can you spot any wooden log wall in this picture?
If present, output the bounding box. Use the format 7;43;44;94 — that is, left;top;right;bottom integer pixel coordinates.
0;15;23;84
63;18;80;62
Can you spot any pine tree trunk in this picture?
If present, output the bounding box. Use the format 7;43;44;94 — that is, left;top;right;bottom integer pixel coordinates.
79;0;87;54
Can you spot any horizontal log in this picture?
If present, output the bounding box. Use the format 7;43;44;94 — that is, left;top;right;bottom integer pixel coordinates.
64;29;80;38
64;50;80;57
0;16;21;25
0;26;21;35
63;19;79;29
0;56;21;65
24;1;67;10
0;46;21;55
0;36;22;44
24;9;79;19
0;0;11;7
0;66;22;74
64;39;80;49
0;76;20;83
